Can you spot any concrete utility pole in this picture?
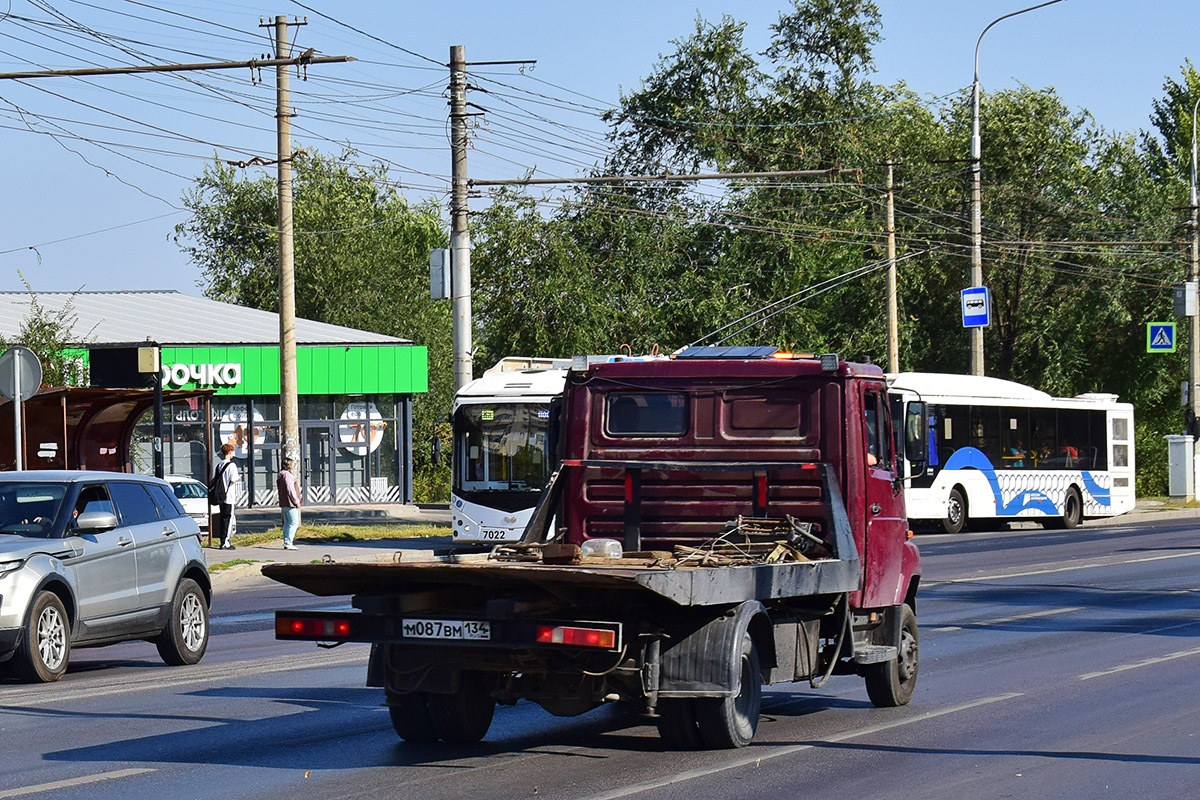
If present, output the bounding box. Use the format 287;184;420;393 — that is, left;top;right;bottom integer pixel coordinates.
1190;97;1200;430
885;160;899;374
270;15;301;468
970;0;1067;377
449;45;473;392
0;28;350;475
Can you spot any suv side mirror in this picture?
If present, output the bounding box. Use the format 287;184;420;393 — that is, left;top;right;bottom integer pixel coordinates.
76;511;118;532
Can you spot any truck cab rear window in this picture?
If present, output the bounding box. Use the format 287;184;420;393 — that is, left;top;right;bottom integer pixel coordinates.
606;392;687;436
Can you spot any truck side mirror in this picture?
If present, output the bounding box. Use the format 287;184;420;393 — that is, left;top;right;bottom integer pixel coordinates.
904;401;929;469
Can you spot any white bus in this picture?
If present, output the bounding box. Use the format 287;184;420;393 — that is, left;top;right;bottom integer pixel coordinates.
887;372;1135;533
451;358;571;544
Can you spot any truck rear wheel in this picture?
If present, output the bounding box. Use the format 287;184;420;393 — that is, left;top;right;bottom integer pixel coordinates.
694;630;761;749
864;604;918;707
656;698;703;749
427;671;495;743
387;690;438;743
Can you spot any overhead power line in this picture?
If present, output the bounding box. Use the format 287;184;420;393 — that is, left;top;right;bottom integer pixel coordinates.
0;51;352;80
472;168;856;188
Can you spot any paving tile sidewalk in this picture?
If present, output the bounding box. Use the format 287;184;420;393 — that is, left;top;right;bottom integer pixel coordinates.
205;502;452;587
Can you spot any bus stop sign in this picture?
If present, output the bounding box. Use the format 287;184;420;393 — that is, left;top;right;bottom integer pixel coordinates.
961;286;990;328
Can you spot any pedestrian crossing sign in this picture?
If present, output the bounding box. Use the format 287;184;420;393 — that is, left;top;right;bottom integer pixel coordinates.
1147;322;1176;353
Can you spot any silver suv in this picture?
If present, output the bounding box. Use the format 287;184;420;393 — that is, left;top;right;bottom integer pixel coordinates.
0;471;211;682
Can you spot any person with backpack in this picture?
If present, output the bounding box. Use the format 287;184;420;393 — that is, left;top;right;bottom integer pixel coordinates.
210;443;240;549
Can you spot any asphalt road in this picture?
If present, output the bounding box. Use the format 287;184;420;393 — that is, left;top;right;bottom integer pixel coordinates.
2;517;1198;800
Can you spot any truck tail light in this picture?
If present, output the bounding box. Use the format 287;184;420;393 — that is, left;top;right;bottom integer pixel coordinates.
277;616;352;639
536;624;616;649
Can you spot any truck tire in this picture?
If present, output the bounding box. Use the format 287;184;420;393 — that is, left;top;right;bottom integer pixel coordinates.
155;578;209;666
427;671;495;743
942;488;967;534
15;591;70;683
864;604;918;707
656;698;703;750
694;630;761;749
388;690;438;743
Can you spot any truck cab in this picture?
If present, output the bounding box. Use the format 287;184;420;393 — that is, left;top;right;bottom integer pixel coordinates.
558;348;922;611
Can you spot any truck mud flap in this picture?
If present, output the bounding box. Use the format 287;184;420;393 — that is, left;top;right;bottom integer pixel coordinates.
657;601;772;698
850;604;903;665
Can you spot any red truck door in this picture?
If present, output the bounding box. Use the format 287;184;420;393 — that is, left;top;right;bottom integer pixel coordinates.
861;384;907;607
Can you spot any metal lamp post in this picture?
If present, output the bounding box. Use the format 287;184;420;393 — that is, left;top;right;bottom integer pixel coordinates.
970;0;1068;376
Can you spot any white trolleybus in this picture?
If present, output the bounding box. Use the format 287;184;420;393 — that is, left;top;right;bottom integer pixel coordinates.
451;358;571;544
887;372;1135;533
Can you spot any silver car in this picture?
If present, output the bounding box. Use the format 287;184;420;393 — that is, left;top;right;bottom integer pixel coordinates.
0;471;211;683
165;474;211;531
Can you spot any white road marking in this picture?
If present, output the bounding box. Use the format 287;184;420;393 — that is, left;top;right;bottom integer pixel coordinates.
580;693;1024;800
925;550;1200;586
929;605;1084;632
0;647;369;708
1079;645;1200;680
0;768;155;798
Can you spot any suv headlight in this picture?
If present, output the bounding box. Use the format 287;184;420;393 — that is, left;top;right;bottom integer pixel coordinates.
0;559;23;577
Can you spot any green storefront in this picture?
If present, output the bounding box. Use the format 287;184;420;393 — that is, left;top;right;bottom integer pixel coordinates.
140;344;427;506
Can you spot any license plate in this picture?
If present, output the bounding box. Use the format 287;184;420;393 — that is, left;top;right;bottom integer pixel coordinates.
481;528;511;540
402;618;491;641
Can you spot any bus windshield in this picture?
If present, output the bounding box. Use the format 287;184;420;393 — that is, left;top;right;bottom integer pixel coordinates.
454;403;553;500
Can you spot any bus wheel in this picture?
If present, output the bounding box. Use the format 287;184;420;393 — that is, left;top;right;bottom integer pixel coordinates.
942;488;967;534
1061;488;1083;529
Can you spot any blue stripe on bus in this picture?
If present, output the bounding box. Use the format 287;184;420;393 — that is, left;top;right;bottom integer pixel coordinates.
941;446;1110;516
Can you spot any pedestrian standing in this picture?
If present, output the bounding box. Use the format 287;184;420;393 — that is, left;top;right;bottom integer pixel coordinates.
213;442;240;549
276;456;302;550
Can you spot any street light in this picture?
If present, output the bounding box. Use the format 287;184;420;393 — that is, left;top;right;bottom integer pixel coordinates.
969;0;1068;376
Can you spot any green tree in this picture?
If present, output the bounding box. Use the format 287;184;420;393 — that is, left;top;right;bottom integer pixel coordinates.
474;0;952;365
0;275;91;387
175;149;451;500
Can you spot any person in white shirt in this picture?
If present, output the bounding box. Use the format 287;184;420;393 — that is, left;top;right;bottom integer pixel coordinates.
213;443;240;549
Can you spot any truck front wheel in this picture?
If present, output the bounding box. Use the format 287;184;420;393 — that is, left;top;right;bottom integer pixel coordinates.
864;604;919;707
427;671;495;743
694;630;761;749
387;690;438;743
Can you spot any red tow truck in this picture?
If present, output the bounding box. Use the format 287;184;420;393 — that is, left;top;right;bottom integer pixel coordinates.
266;347;928;749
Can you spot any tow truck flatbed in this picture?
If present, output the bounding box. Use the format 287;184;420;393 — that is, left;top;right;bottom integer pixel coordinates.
262;553;860;606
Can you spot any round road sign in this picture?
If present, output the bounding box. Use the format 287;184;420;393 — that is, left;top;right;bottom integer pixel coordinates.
0;346;44;401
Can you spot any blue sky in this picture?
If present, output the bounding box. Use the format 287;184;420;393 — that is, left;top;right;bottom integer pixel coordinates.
0;0;1195;299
